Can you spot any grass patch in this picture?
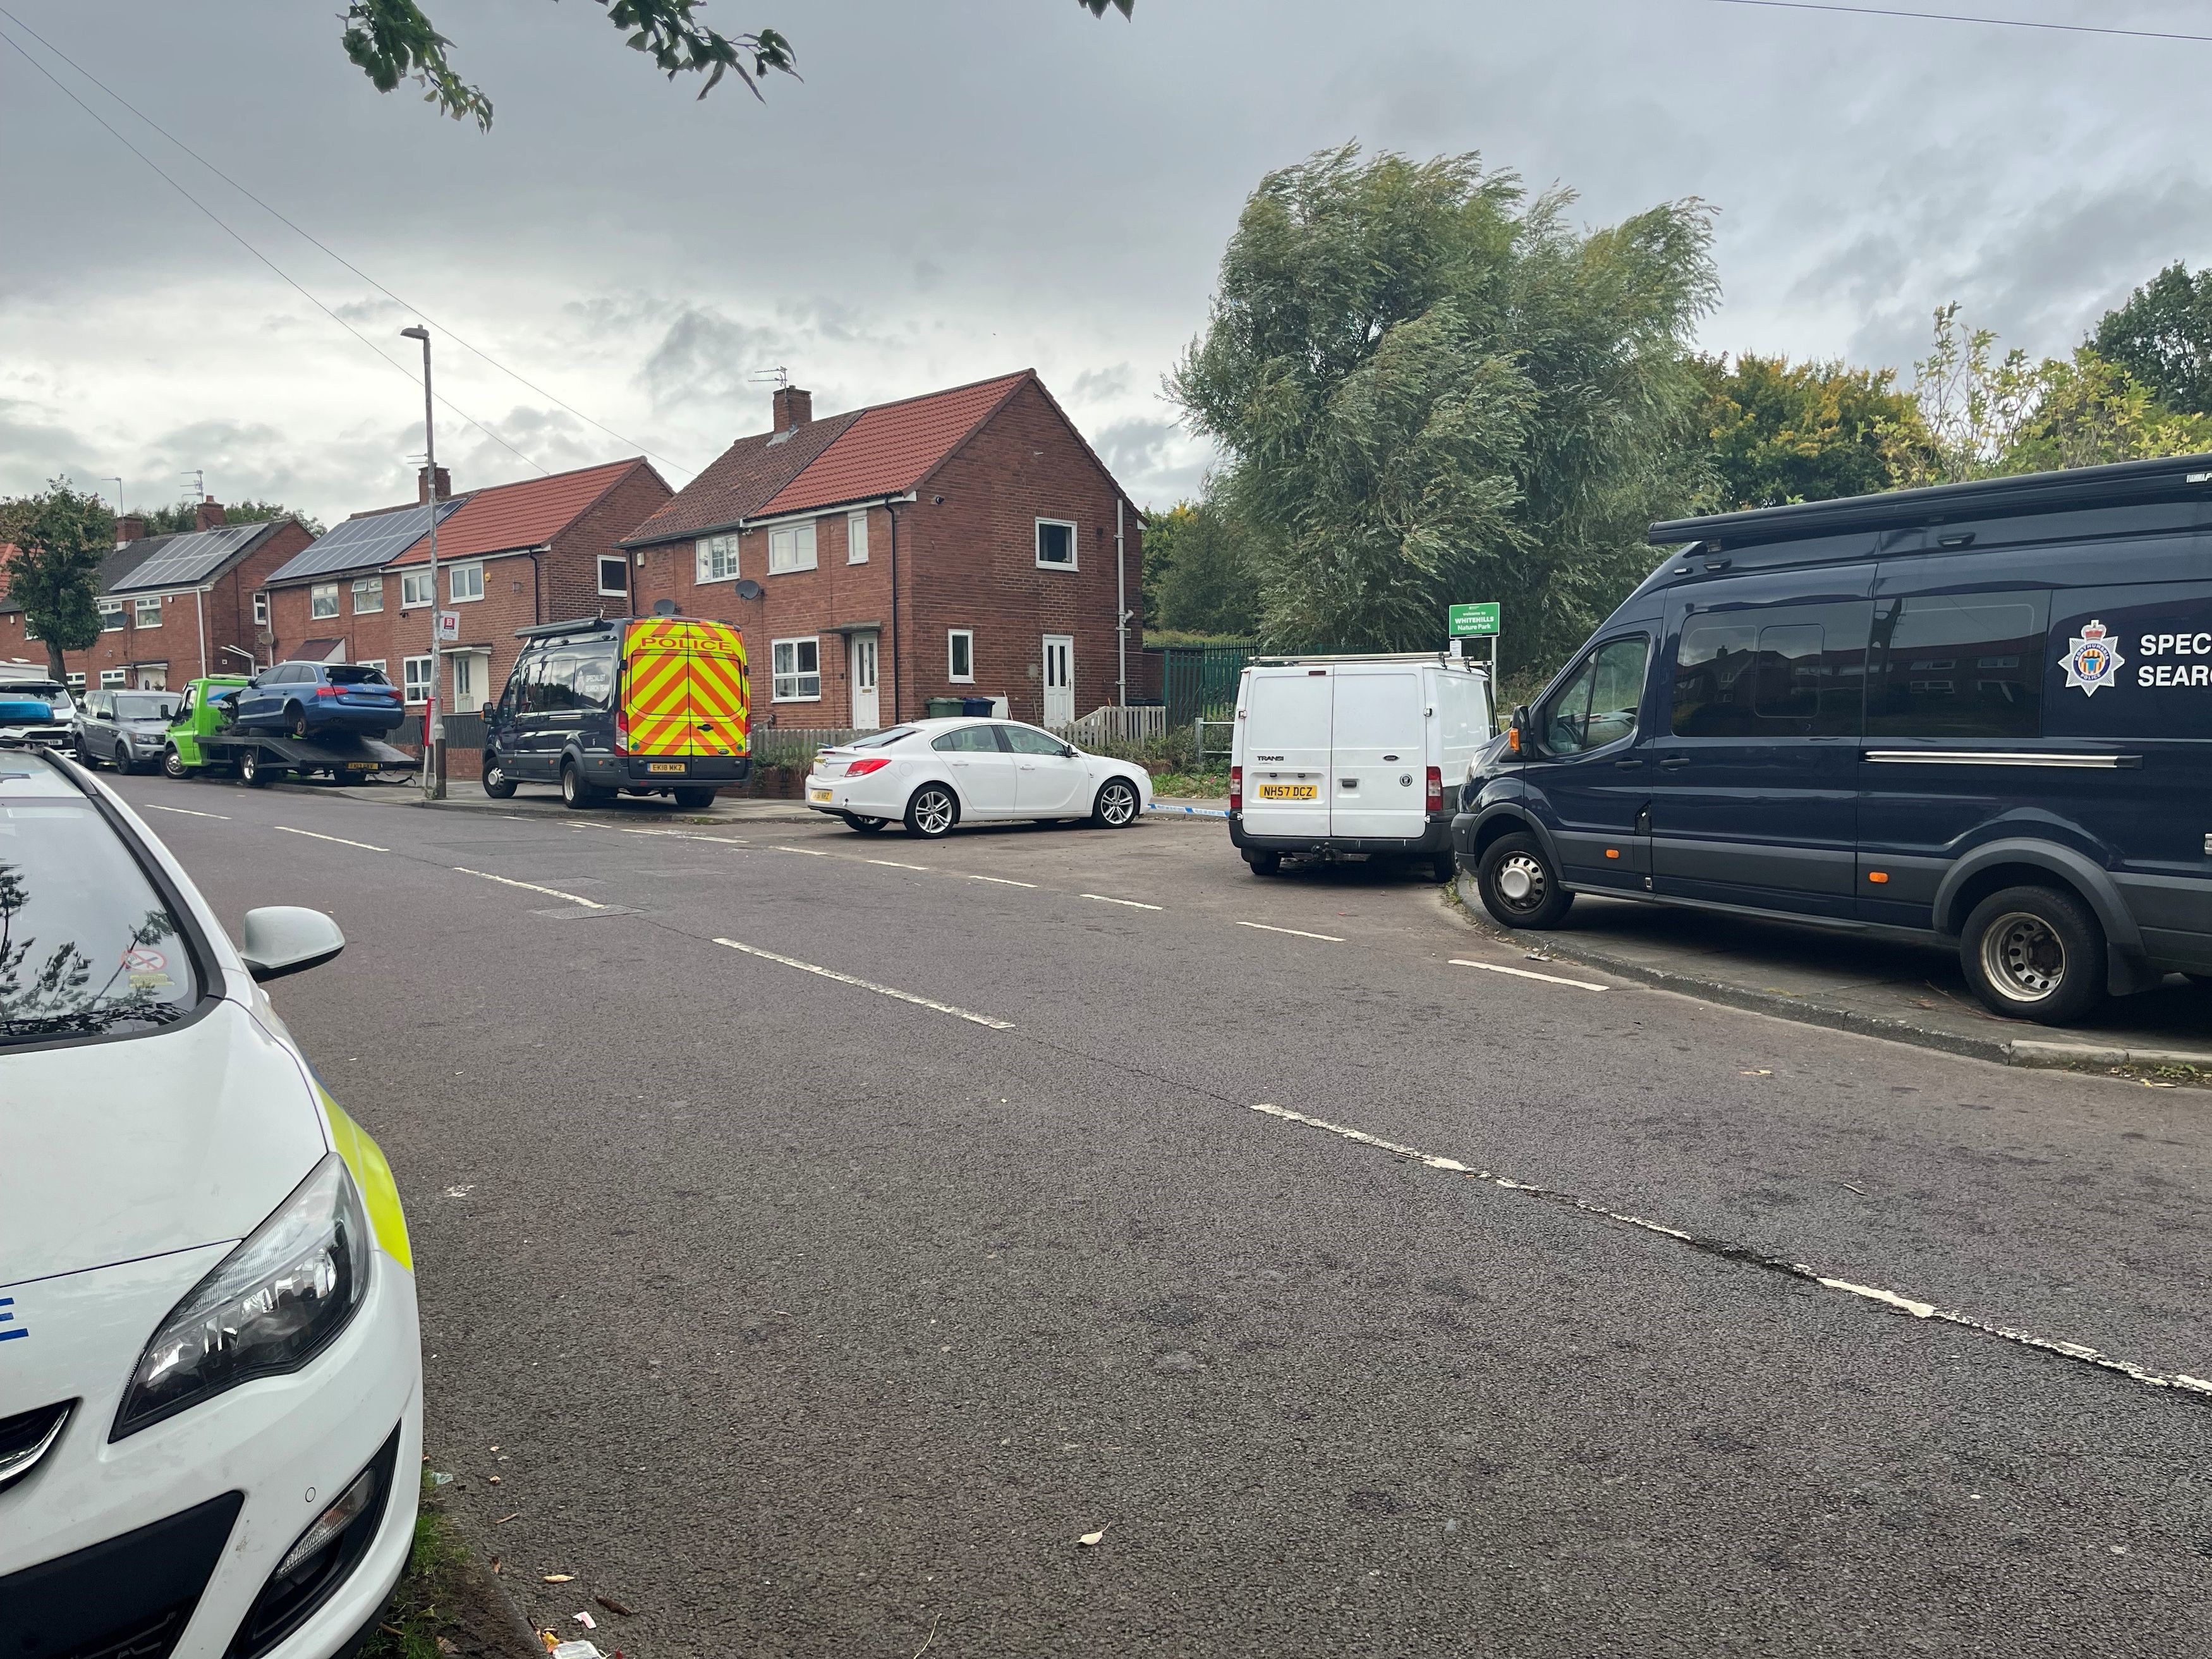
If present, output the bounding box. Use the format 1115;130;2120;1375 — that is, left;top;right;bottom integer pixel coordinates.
1149;769;1230;799
361;1476;504;1659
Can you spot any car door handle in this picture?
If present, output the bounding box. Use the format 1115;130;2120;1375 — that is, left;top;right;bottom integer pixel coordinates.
1660;757;1691;770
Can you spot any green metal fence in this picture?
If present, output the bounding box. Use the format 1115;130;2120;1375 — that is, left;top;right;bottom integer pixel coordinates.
1148;645;1253;724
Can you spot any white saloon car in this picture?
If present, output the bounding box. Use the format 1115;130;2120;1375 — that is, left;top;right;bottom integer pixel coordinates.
0;752;421;1658
806;718;1153;837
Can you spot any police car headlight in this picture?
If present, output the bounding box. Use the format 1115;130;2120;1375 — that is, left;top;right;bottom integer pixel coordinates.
113;1155;370;1440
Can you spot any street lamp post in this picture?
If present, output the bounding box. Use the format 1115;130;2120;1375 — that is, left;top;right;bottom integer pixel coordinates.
400;325;445;800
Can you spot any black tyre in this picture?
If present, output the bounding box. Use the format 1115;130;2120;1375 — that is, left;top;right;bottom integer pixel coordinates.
286;703;312;741
672;786;717;810
1428;849;1457;884
1476;831;1574;930
75;737;98;769
1090;777;1141;828
844;814;887;834
162;745;188;781
1246;851;1283;877
482;755;518;799
1959;884;2106;1025
561;762;608;810
240;748;279;787
905;783;958;839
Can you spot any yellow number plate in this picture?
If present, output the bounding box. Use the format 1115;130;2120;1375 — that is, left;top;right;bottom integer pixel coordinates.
647;762;685;774
1256;784;1318;801
809;788;833;802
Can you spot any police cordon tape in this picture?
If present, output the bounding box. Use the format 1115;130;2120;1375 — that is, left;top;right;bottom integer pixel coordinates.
1148;803;1231;820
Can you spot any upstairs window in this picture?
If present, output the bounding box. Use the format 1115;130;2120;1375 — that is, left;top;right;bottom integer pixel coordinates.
310;582;340;620
696;533;741;582
353;575;384;613
769;521;818;575
400;569;435;608
847;511;870;564
449;561;484;603
599;555;628;597
1035;519;1076;569
252;592;269;626
134;596;163;628
99;600;125;632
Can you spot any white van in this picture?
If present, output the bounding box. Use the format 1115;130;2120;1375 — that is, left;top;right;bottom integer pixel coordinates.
1228;653;1493;877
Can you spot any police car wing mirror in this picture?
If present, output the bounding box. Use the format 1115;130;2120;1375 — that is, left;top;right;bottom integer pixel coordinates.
240;906;346;983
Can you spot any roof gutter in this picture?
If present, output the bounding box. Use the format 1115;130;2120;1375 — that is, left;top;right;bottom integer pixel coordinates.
618;490;919;549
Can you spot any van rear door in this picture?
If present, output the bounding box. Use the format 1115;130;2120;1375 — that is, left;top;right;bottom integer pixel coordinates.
1241;668;1332;839
1330;665;1424;839
681;622;750;760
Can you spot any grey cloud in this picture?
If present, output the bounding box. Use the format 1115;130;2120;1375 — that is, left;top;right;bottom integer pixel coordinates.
1070;365;1133;404
637;308;789;411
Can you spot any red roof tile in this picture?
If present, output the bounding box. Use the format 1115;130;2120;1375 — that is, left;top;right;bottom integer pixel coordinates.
621;412;861;547
388;458;651;566
757;372;1031;518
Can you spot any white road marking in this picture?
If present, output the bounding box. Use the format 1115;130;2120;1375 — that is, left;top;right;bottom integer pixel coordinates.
676;833;748;845
869;859;931;871
276;825;390;853
451;867;605;908
775;846;830;856
142;803;231;820
1082;894;1162;911
1236;920;1344;943
711;938;1014;1030
967;875;1038;889
1452;959;1608;992
1247;1101;2212;1403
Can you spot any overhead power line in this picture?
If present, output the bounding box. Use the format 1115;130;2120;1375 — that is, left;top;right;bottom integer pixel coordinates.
1702;0;2212;46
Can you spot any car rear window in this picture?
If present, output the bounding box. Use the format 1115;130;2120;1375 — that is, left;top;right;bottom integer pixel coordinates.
851;726;919;749
328;666;391;686
0;762;200;1046
113;694;178;720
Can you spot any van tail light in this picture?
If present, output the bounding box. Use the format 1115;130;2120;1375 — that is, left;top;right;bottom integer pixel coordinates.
1426;766;1443;811
614;706;631;755
845;757;892;777
1229;765;1243;812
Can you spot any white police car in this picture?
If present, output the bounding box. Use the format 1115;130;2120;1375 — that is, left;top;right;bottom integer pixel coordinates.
0;751;422;1656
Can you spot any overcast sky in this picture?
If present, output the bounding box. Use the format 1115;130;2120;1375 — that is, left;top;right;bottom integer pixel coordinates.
4;0;2209;529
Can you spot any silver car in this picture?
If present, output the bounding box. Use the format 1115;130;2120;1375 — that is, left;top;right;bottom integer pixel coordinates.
73;688;181;774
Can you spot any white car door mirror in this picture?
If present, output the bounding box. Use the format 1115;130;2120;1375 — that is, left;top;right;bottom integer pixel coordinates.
240;906;346;983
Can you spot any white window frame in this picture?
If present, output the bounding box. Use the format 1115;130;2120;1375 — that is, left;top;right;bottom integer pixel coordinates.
310;582;340;620
99;600;125;633
770;636;821;702
598;555;628;598
100;668;128;688
133;595;163;628
400;569;435;609
402;654;434;706
356;658;387;679
1035;518;1078;570
768;519;818;575
64;672;85;690
846;511;870;564
948;628;975;683
449;561;484;604
252;592;269;626
696;533;741;582
352;574;384;614
20;616;35;641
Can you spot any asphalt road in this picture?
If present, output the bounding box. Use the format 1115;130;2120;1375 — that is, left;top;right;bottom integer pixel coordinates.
108;770;2212;1657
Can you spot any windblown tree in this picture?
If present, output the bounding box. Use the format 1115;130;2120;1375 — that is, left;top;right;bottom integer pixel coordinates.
1695;353;1923;510
1170;145;1718;673
0;480;112;683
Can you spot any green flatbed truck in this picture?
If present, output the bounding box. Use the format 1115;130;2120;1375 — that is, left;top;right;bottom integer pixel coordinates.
161;676;416;787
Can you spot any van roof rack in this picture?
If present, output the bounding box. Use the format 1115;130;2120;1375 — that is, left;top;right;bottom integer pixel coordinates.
514;615;621;641
1253;650;1483;668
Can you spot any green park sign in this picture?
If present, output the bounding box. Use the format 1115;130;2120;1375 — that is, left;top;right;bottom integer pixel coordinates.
1448;602;1500;638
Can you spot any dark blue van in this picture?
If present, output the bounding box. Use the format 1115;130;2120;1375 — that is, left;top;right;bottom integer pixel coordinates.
1454;454;2212;1025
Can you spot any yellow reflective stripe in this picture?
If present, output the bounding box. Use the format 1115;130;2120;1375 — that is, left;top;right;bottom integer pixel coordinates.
321;1090;413;1273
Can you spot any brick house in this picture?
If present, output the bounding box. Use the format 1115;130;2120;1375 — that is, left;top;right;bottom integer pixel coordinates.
0;502;312;691
617;372;1142;731
260;458;671;770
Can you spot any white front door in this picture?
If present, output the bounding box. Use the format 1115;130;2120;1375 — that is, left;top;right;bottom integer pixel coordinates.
849;631;880;729
1042;635;1074;727
451;650;490;719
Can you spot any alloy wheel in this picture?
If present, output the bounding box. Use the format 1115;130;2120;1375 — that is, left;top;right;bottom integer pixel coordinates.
912;789;956;837
1099;781;1138;825
1979;911;2066;1004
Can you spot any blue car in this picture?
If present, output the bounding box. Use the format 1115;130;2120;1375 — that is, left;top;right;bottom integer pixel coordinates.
233;661;407;739
1455;452;2212;1027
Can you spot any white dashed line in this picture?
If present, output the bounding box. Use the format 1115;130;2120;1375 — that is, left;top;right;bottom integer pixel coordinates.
711;938;1014;1030
276;825;390;853
1081;894;1162;911
142;803;231;820
1246;1101;2212;1404
1451;959;1608;992
966;875;1038;889
1235;920;1344;943
868;859;931;871
774;846;830;856
451;868;605;908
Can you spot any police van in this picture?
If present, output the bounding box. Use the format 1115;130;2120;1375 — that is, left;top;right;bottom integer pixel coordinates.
1455;453;2212;1025
481;613;750;808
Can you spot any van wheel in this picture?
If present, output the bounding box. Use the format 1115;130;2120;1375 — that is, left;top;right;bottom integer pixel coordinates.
844;815;887;834
482;757;517;799
1091;777;1141;827
1476;832;1574;930
163;745;188;780
671;786;717;810
1960;885;2106;1025
240;748;276;788
1246;851;1282;877
1429;850;1457;884
905;784;958;839
561;762;608;810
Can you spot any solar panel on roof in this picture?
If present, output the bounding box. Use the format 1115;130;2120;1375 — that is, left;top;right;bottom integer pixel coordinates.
265;498;465;584
110;523;264;592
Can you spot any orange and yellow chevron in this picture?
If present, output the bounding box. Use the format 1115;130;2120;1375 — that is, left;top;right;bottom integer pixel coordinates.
622;618;750;758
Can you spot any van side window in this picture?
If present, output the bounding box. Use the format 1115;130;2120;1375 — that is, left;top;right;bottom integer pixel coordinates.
1868;590;2048;740
572;647;616;712
517;654;549;715
540;653;580;713
1543;635;1648;754
1672;601;1870;738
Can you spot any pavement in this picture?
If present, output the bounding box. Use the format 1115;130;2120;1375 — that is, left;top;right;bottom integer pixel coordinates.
108;767;2212;1656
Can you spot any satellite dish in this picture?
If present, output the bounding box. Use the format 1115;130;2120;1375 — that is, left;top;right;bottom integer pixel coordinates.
733;579;764;601
652;599;679;617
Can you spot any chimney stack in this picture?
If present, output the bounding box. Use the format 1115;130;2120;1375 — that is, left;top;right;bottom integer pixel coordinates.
772;386;813;432
194;498;226;531
116;515;149;545
418;464;451;504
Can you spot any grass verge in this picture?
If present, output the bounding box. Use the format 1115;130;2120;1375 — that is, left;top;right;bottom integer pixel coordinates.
362;1474;536;1659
